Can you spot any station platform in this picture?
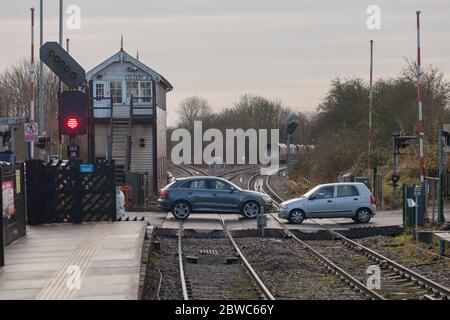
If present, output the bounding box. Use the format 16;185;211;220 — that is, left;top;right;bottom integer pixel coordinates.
0;221;148;300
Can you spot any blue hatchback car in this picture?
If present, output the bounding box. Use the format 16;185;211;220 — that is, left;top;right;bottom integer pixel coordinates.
158;176;273;220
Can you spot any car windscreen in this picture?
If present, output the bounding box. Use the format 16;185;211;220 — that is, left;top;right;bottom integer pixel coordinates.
302;185;321;198
227;180;242;191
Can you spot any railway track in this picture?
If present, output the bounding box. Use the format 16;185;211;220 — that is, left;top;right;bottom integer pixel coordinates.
257;171;450;300
172;164;210;177
171;163;264;187
217;165;260;179
173;163;262;180
167;165;275;300
177;219;275;300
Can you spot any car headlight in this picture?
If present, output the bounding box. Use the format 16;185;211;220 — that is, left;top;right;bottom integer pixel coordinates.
279;203;287;209
263;196;272;202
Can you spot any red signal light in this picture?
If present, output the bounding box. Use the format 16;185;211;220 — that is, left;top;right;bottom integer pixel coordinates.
59;91;87;136
65;117;79;130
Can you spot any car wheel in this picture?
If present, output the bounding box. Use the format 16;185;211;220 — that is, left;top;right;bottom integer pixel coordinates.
172;201;191;220
241;201;260;219
354;208;372;223
288;209;305;224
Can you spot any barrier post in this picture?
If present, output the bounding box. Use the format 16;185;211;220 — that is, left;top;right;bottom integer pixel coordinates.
257;206;267;237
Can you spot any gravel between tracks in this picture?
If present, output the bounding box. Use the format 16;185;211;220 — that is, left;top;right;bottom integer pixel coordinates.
182;238;262;300
235;237;366;300
306;240;375;285
143;238;183;300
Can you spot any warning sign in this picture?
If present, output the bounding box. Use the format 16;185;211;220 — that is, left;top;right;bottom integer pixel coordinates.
25;121;38;142
2;180;14;217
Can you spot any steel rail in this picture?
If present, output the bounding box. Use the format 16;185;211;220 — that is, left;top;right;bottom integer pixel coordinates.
247;172;260;191
178;164;209;176
226;168;261;183
172;164;196;177
217;165;259;178
282;226;385;300
219;214;276;300
265;174;284;204
309;220;450;299
264;172;450;300
174;164;261;187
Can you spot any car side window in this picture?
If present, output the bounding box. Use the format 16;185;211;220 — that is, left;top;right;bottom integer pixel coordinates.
181;179;207;189
313;186;334;199
208;179;232;191
337;185;359;197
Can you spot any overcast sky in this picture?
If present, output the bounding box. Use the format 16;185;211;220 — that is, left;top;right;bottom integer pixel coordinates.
1;0;449;126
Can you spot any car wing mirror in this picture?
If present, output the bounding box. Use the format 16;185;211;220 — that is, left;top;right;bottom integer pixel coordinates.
230;186;235;193
308;195;316;200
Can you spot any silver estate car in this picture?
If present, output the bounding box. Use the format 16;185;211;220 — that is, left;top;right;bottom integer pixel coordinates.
158;176;273;220
278;182;376;224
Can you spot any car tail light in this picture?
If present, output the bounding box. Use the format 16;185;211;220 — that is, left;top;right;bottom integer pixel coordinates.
370;194;375;205
159;189;169;198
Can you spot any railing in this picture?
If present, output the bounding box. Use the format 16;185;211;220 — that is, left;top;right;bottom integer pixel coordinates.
93;96;154;119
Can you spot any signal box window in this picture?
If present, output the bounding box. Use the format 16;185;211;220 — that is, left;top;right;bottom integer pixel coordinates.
126;81;139;102
95;83;104;99
140;81;151;103
337;185;359;197
110;81;122;104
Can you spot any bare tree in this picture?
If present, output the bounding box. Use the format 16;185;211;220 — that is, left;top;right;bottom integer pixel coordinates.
177;96;212;131
0;60;59;160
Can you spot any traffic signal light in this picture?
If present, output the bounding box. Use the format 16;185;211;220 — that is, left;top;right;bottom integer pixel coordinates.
35;136;50;149
286;113;299;135
393;134;416;155
391;174;400;187
40;42;85;89
59;91;87;136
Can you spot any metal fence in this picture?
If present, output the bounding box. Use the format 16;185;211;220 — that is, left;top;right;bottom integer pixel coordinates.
26;159;117;224
0;163;27;267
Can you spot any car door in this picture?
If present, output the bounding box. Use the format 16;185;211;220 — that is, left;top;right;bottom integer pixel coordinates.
334;185;360;217
180;179;210;211
207;179;240;212
306;186;335;217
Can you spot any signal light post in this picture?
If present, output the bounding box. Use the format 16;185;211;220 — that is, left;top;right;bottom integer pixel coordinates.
392;134;417;209
416;11;425;187
286;114;299;176
29;7;36;159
